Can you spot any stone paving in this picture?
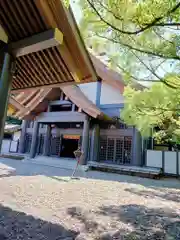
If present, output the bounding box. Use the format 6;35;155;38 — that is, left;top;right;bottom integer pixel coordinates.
0;158;180;239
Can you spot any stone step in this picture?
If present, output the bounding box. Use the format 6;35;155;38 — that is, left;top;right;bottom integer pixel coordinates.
88;161;162;179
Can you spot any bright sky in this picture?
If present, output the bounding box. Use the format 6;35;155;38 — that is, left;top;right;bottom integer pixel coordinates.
70;1;153;87
70;1;177;88
71;0;82;24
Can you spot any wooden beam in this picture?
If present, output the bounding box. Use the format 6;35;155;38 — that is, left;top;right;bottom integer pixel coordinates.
11;82;75;94
16;88;52;119
9;97;26;111
9;28;63;57
7;105;16;116
37;112;86;123
49;100;71;105
35;0;82;83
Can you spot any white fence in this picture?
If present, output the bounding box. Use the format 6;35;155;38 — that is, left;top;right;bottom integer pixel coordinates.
146;150;180;176
1;140;11;154
1;139;19;154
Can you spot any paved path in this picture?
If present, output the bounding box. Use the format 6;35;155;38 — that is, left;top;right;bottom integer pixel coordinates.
0;157;180;239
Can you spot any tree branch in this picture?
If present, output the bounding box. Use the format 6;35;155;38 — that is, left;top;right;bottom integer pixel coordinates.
155;22;180;27
86;0;180;35
95;34;180;60
115;63;140;82
95;0;123;22
153;29;174;45
131;50;179;89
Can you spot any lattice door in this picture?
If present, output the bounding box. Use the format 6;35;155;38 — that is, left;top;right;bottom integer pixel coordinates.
124;137;132;164
37;134;45;155
115;138;124;164
99;137;107;162
107;138;115;162
99;136;132;165
24;134;32;153
50;136;61;156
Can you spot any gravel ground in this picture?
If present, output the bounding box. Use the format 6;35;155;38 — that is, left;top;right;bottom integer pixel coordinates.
0;159;180;239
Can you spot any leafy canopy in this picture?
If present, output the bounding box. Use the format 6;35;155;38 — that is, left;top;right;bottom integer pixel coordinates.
78;0;180;87
62;0;70;8
121;83;180;143
77;0;180;141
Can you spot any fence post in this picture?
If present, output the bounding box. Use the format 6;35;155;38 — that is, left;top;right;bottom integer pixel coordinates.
176;151;179;177
144;149;147;167
162;151;165;174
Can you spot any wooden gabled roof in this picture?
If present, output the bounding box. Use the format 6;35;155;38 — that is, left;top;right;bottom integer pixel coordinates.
10;87;104;120
8;54;144;120
90;54;125;93
61;85;103;119
0;0;97;90
10;88;60;119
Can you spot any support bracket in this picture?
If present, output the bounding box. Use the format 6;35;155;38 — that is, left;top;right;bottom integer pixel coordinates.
9;28;63;57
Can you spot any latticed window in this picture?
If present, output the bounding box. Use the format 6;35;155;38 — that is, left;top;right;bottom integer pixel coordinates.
115;138;124;164
124;137;132;164
37;134;45;155
24;133;32;153
107;138;115;161
99;136;132;164
50;136;61;156
99;137;107;161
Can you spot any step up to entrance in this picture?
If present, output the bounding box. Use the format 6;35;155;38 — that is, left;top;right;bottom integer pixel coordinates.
88;161;162;179
27;156;77;170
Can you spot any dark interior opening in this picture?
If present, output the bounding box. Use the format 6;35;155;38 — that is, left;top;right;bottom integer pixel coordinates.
75;105;79;111
3;133;12;140
60;138;79;158
50;104;72;112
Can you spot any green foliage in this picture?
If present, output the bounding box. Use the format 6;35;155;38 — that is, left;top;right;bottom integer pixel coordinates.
78;0;180;142
6;116;22;125
62;0;70;8
79;0;180;85
121;83;180;142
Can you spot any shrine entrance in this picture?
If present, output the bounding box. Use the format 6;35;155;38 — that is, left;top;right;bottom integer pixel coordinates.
60;135;80;158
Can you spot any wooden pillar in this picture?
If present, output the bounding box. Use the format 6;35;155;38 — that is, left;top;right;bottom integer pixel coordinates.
19;120;28;153
72;104;75;112
90;124;100;162
30;121;39;158
132;127;142;166
95;79;102;107
43;124;51;156
0;52;13;151
81;116;90;165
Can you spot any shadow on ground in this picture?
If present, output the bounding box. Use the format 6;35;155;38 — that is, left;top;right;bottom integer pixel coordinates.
0;203;78;240
68;204;180;239
0;157;180;190
125;187;180;203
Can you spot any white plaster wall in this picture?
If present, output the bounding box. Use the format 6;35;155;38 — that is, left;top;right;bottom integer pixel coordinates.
78;82;97;104
100;82;124;105
78;82;124;105
1;140;11;153
146;150;162;168
164;151;177;174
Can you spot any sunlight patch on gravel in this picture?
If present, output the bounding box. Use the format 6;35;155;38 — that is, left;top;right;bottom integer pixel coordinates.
0;175;179;239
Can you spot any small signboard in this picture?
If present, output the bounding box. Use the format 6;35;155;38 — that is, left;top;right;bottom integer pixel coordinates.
63;135;80;140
